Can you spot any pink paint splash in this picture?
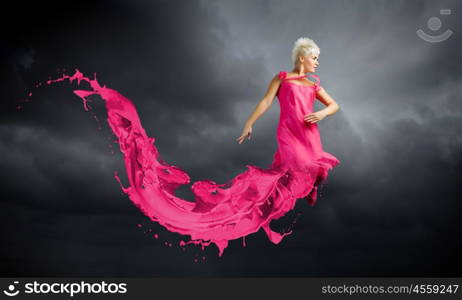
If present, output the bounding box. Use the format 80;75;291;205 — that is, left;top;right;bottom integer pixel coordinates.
42;69;340;257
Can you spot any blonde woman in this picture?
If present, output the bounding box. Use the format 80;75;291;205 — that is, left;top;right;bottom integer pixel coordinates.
236;37;340;206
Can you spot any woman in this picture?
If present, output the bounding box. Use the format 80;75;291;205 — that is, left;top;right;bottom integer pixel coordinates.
236;37;340;205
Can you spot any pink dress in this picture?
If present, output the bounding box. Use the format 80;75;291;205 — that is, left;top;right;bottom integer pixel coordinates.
269;71;340;205
49;70;340;257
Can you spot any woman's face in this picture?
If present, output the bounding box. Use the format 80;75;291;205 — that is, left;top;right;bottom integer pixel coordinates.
300;53;319;73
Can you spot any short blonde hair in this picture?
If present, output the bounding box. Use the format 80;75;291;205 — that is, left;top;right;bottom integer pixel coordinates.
291;37;320;65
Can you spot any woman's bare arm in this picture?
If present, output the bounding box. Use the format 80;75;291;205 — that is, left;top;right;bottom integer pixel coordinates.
316;87;340;116
304;87;340;124
236;74;281;144
244;74;281;127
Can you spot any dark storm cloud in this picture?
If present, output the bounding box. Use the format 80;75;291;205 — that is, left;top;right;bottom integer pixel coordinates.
1;0;461;276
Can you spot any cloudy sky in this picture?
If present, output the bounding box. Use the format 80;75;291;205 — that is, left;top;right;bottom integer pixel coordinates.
1;0;461;276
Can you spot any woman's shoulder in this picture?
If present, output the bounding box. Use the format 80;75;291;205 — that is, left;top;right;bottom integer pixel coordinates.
277;71;288;80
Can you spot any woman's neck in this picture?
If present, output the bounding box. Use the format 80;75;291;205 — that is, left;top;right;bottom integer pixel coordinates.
291;67;308;76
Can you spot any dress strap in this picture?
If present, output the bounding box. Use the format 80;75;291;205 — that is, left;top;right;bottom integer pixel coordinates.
309;73;320;85
278;71;319;82
309;74;322;91
278;71;288;80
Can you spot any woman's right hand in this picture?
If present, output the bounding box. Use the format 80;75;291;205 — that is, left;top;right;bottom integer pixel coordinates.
236;125;252;144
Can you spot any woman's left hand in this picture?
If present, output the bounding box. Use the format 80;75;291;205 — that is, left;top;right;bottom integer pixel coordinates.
304;111;326;124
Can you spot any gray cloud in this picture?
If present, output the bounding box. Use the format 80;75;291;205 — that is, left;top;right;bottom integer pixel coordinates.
1;0;461;276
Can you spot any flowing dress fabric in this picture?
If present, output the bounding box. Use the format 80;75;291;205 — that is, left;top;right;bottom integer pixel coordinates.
49;70;340;257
